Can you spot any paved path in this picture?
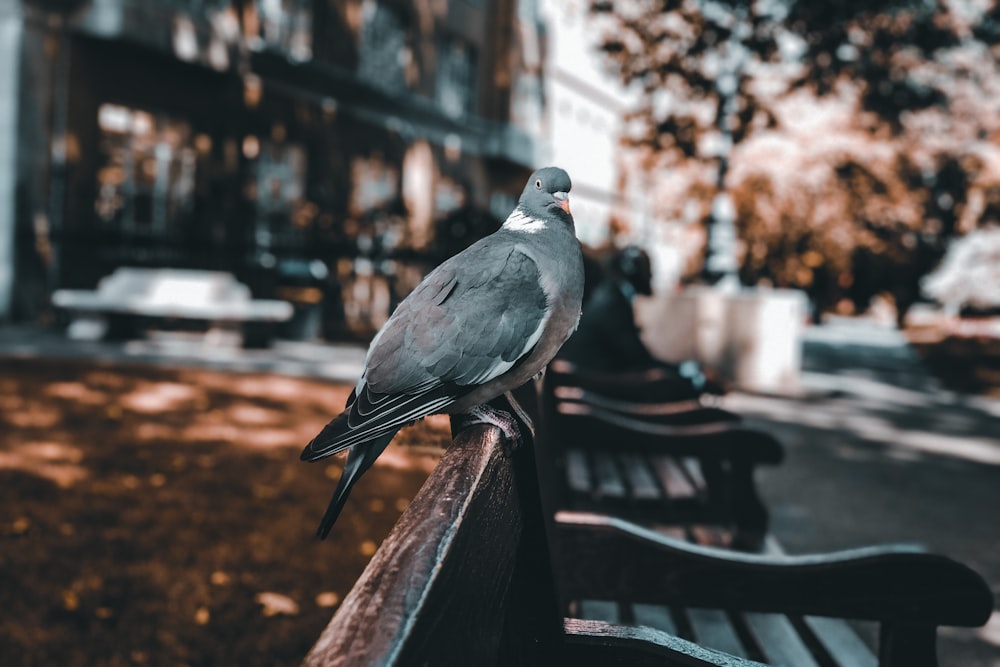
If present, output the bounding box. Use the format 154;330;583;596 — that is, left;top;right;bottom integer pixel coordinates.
725;318;1000;666
0;325;368;384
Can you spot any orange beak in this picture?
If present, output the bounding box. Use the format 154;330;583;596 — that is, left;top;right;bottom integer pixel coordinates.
555;192;571;214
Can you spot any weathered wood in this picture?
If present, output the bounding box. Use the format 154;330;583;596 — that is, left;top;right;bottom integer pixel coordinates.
553;511;994;628
302;424;522;667
561;618;768;667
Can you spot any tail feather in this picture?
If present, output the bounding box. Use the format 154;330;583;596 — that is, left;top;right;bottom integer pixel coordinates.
316;430;397;539
300;410;352;462
301;384;455;462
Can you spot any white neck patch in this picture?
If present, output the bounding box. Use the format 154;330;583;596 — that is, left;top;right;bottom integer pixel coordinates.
502;207;547;233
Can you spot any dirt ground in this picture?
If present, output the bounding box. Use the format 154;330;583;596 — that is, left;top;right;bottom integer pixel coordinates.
0;357;450;667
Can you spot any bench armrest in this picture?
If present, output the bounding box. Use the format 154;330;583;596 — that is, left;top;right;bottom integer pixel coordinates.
556;404;784;464
554;386;738;420
549;361;711;402
554;511;994;628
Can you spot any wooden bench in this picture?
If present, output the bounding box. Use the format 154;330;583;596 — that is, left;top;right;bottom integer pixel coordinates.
544;366;782;551
302;390;765;667
533;376;993;665
52;267;293;347
303;387;993;666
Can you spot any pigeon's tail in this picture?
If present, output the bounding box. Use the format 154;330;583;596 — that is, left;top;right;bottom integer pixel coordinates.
301;384;456;462
315;430;396;540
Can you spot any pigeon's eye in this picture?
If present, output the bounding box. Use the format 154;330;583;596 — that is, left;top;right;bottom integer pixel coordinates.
535;179;542;190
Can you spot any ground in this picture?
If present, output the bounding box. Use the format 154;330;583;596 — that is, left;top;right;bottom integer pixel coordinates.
0;357;449;667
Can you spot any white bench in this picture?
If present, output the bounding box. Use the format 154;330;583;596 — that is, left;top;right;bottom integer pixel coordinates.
52;267;293;347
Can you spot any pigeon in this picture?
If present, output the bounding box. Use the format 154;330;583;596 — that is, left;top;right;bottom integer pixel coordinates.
301;166;584;539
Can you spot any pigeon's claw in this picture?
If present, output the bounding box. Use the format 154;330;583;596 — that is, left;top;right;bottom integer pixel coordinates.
450;403;525;453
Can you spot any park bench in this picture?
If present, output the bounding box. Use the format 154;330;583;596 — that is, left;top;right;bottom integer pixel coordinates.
52;267;293;347
544;364;781;551
534;374;993;665
303;386;993;667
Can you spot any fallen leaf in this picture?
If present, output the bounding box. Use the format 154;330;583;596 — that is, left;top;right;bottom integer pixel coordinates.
255;592;299;617
315;591;340;608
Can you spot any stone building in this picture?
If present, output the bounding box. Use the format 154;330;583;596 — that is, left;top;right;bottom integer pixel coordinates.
0;0;546;338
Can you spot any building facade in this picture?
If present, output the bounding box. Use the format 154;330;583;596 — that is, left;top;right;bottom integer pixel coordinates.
2;0;546;338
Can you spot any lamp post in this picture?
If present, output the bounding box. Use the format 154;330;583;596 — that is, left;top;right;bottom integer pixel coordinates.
699;5;746;290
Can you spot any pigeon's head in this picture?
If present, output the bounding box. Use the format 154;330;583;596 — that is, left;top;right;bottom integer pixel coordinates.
519;167;572;220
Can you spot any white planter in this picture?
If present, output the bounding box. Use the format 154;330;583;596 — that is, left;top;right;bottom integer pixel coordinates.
636;286;807;394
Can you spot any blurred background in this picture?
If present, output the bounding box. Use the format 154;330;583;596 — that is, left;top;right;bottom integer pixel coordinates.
0;0;998;665
2;0;1000;343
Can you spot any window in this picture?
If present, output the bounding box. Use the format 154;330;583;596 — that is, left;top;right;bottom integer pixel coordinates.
358;0;409;93
435;36;477;117
242;0;313;61
246;139;309;252
94;104;196;235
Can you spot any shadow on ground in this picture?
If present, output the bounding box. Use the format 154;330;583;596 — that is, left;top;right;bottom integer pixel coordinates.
0;357;448;667
726;332;1000;667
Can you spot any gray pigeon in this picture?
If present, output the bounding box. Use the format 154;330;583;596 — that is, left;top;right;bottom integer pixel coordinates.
301;166;584;538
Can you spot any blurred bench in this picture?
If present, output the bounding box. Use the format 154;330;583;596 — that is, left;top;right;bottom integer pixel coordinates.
302;388;992;667
545;362;780;551
533;375;993;665
52;267;293;348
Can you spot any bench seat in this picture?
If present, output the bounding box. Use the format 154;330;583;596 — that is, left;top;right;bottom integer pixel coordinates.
53;267;293;346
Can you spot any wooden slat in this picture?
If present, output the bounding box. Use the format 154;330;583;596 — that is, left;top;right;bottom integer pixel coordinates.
619;453;662;500
631;604;678;635
680;457;707;490
650;455;698;499
580;599;621;623
687;524;732;549
566;448;592;493
563;618;770;667
688;608;749;658
743;613;820;667
802;616;877;667
591;451;627;498
654;525;688;541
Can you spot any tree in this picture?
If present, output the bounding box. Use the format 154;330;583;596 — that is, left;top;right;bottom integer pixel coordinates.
589;0;998;304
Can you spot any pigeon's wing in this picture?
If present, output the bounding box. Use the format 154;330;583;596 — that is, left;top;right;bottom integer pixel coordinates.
366;240;549;392
301;240;548;460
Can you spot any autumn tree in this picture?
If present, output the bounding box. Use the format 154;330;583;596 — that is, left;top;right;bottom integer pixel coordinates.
590;0;1000;320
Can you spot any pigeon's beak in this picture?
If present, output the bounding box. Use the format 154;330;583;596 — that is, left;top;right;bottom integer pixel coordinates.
554;191;571;214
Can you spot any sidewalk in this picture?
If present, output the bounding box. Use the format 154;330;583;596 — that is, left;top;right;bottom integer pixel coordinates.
0;325;368;384
725;318;1000;666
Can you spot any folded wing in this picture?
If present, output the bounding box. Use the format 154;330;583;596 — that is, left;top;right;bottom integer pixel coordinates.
301;240;548;461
